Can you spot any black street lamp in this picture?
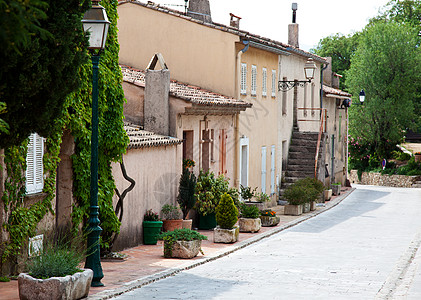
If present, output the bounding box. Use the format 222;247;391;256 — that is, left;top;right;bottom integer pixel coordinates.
82;0;110;287
359;89;365;105
278;58;317;91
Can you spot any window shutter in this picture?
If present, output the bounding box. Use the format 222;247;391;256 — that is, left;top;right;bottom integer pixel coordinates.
26;133;44;194
241;63;247;95
262;68;267;97
272;70;276;97
261;146;267;193
270;145;275;195
251;65;257;96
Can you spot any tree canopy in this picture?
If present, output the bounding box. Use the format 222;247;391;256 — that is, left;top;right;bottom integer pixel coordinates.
346;22;421;159
0;0;89;148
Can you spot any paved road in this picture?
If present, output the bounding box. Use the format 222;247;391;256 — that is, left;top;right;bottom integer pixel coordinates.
113;185;421;299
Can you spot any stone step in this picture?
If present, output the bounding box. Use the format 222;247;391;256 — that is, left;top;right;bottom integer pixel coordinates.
292;131;319;139
290;139;318;147
286;170;314;178
289;152;316;160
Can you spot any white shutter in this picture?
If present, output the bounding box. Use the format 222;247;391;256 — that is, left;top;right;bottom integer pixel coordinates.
262;68;267;97
241;63;247;95
26;133;44;194
272;70;276;97
261;146;267;193
251;65;257;96
270;145;275;195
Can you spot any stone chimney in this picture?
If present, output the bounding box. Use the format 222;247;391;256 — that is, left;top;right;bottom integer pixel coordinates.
288;3;299;48
229;13;241;29
144;53;170;136
323;57;333;86
188;0;212;23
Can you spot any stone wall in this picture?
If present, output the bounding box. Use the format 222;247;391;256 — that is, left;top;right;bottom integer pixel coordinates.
349;170;421;188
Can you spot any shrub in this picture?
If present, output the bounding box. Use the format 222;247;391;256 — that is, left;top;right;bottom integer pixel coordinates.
255;192;270;202
240;185;256;201
161;204;182;220
26;236;85;279
158;228;208;258
283;178;322;205
215;193;238;229
239;204;260;219
177;161;197;219
261;210;276;217
144;209;160;221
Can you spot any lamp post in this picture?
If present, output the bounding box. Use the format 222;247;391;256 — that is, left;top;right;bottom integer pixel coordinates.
359;89;365;105
82;0;110;287
278;58;317;91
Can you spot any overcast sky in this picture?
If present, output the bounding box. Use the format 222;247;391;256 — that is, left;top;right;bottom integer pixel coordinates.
151;0;391;51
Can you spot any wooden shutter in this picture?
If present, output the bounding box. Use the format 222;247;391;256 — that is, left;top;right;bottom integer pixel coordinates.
261;146;267;193
241;63;247;95
272;70;276;97
270;145;276;195
26;133;44;194
262;68;267;97
251;65;257;96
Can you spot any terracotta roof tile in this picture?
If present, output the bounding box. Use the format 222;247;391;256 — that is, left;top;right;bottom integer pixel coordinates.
323;85;352;97
124;123;182;149
121;65;252;109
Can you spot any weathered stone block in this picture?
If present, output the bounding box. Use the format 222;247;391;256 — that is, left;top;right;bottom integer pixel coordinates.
165;240;202;259
18;269;93;300
260;216;280;227
284;204;303;216
239;218;261;233
213;226;239;243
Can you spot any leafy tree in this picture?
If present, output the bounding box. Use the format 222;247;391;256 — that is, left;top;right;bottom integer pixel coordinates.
0;0;89;148
370;0;421;28
346;22;421;159
311;33;360;90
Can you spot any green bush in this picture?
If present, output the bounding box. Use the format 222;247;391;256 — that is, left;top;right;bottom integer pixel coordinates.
240;203;260;219
240;185;256;201
255;192;270;202
177;162;197;219
283;178;322;205
158;228;208;258
26;236;85;279
215;193;238;229
161;204;182;220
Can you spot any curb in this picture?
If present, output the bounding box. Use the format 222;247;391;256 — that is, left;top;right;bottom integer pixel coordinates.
88;188;355;300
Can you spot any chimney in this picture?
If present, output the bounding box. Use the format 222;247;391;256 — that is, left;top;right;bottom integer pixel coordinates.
229;13;241;29
188;0;212;23
144;53;170;136
288;3;299;48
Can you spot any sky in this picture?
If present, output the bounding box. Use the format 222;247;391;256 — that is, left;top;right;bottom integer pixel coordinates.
151;0;391;51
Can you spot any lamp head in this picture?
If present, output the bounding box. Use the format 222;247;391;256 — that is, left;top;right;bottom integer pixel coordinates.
359;89;365;103
304;58;317;81
82;0;110;50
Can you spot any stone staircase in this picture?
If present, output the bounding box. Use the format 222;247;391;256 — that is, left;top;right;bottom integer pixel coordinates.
279;130;321;202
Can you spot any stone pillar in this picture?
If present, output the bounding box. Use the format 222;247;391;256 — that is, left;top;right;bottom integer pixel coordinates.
144;69;170;136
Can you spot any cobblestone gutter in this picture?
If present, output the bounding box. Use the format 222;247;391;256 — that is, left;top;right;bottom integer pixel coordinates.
349;170;421;188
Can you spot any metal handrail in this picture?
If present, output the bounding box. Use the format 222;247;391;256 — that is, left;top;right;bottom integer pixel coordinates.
314;108;327;178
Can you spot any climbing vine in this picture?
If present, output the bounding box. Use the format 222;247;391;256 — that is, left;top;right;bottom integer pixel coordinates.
1;0;128;267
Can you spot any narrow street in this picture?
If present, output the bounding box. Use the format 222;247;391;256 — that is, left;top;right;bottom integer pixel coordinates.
112;185;421;299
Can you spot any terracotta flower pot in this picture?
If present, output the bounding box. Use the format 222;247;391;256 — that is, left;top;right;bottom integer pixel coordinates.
162;219;183;232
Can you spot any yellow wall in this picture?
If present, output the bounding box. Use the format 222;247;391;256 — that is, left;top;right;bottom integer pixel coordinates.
118;2;239;97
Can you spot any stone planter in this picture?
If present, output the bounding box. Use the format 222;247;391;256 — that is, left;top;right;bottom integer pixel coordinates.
332;184;341;196
214;226;239;243
310;201;317;211
164;239;202;259
239;218;261;233
162;219;183;232
284;204;303;216
260;215;280;227
243;201;265;210
302;202;310;213
182;219;192;230
18;269;93;300
324;189;332;201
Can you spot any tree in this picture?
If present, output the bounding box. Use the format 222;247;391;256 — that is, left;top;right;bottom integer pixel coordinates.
346;22;421;159
0;0;89;148
311;33;360;91
370;0;421;28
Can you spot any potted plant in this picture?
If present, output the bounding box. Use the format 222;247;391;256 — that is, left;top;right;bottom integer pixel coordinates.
214;193;239;243
195;170;239;229
177;159;197;229
158;228;208;259
240;185;257;202
18;236;92;300
260;209;280;227
239;203;261;233
143;209;163;245
415;152;421;162
301;177;325;210
161;204;183;232
283;181;306;215
331;182;341;196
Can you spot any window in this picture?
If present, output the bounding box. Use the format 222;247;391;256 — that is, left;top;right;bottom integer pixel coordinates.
261;146;267;193
26;133;44;194
272;70;276;97
240;63;247;95
182;130;194;161
262;68;267;97
270;145;276;195
251;65;257;96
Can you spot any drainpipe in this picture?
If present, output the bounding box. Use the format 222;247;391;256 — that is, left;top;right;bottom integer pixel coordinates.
234;39;249;188
320;63;328;113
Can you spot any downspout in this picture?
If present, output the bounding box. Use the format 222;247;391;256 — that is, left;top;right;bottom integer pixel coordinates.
320;63;328;113
234;39;249;188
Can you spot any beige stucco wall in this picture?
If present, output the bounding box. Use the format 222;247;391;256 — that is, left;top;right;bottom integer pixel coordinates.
324;96;348;185
112;144;181;250
117;2;239;97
